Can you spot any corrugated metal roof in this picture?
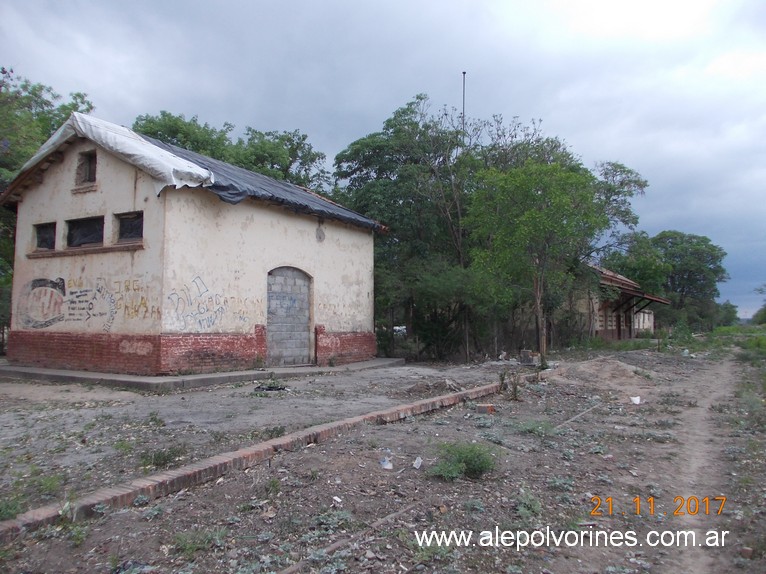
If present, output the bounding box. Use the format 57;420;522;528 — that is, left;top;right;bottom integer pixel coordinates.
590;264;670;305
142;135;382;231
2;113;382;232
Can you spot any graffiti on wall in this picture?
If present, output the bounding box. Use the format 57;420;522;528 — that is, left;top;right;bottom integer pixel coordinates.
112;278;161;321
17;278;67;329
17;277;154;332
18;274;257;333
167;275;257;332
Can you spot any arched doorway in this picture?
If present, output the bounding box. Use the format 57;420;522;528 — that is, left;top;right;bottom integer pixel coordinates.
267;267;311;366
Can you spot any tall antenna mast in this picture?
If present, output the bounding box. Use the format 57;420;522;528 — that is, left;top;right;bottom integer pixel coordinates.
461;71;466;136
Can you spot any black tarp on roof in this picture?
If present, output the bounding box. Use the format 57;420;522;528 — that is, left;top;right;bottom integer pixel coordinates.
142;135;383;231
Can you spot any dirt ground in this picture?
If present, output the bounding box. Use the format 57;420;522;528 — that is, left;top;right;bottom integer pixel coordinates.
1;347;764;574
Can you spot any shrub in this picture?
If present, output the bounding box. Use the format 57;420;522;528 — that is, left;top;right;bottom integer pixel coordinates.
139;445;186;469
427;442;495;481
0;496;23;520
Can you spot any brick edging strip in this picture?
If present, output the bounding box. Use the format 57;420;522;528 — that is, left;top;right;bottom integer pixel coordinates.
0;381;501;543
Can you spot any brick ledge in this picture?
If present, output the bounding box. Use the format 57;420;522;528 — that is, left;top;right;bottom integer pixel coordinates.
0;381;501;543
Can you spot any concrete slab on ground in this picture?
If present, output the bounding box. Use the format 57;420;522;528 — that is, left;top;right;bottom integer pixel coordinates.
0;357;405;392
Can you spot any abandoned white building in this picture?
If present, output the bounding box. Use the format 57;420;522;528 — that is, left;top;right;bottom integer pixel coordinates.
1;113;382;375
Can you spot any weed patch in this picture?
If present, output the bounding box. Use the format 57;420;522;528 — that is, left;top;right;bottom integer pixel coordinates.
139;445;187;469
427;442;495;481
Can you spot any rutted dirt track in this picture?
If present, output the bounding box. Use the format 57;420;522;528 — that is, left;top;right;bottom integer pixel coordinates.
0;349;762;573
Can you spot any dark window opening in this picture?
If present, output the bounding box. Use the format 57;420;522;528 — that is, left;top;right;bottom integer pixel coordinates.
35;222;56;250
67;216;104;247
76;150;97;184
116;211;143;242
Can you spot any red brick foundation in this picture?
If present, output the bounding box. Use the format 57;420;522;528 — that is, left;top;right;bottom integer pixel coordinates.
7;325;269;375
158;326;268;374
315;324;376;366
7;324;375;374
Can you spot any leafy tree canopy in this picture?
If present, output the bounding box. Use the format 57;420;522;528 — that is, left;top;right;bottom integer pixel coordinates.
716;300;739;327
651;230;729;309
336;94;649;360
334;94;481;358
0;67;94;285
1;67;94;190
602;230;730;330
600;231;672;295
752;284;766;325
469;160;606;365
133;111;329;190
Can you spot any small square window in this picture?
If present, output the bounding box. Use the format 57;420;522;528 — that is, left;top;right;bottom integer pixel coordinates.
35;222;56;250
67;216;104;247
76;150;97;185
116;211;143;242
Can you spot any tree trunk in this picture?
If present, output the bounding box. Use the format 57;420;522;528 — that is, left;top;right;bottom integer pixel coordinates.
533;274;548;369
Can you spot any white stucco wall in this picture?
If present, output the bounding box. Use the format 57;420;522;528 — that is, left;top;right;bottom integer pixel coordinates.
161;187;375;335
12;142;375;343
635;309;655;332
11;140;165;334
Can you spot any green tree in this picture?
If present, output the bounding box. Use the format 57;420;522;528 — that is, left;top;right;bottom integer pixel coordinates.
335;94;648;360
752;284;766;325
133;111;330;190
600;231;672;295
1;67;94;191
647;231;729;330
604;230;730;330
231;128;329;190
334;95;478;359
0;67;94;350
715;300;739;327
651;231;728;309
592;162;648;248
133;111;233;159
0;67;94;277
469;160;607;367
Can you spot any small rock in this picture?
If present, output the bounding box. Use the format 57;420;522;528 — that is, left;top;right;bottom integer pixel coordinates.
260;506;277;519
740;547;754;559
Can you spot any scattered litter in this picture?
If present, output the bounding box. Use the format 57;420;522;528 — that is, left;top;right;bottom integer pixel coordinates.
380;457;393;470
333;496;342;504
681;349;690;357
630;396;641;405
476;404;496;415
413;456;423;470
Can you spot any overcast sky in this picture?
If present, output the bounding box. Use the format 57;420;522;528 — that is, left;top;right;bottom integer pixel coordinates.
2;0;764;316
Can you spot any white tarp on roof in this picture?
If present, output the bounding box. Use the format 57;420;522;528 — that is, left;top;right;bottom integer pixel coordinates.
19;112;214;194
